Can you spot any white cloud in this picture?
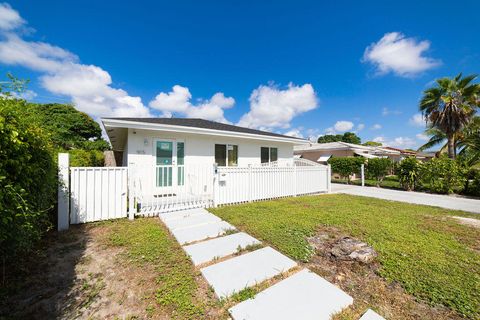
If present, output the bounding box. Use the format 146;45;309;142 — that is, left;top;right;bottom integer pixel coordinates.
409;113;425;127
363;32;440;77
416;133;429;141
11;89;36;100
284;128;303;138
334;120;354;132
371;124;382;130
238;83;318;130
382;107;402;116
0;3;25;31
373;136;417;148
0;5;151;118
149;85;234;123
357;123;365;131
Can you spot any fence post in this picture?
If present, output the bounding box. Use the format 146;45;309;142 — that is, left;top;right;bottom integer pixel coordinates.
293;164;297;197
361;164;365;187
248;164;252;202
327;164;332;193
128;167;135;220
212;163;219;207
58;153;70;231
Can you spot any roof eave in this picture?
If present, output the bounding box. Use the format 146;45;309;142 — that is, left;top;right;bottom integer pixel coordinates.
102;118;307;144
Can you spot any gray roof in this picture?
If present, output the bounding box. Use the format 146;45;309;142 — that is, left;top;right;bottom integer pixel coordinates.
103;117;305;141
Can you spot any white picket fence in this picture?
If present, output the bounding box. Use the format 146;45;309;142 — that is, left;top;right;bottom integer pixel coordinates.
129;164;214;216
58;154;330;228
70;167;128;224
216;161;330;205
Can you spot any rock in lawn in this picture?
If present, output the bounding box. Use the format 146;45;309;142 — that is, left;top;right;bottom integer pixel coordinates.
330;237;377;263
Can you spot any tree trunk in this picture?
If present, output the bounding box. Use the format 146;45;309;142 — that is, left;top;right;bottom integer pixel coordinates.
447;134;455;159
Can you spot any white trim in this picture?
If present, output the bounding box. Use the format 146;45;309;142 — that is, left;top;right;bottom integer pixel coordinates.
317;154;332;162
102;119;306;144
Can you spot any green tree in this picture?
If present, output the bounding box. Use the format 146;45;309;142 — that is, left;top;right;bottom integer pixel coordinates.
20;103;110;151
342;132;361;144
363;141;382;147
328;157;365;183
420;73;480;159
366;158;392;187
397;157;422;191
317;132;361;144
317;134;343;143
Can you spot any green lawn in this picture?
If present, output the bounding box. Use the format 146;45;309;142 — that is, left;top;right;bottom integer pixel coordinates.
210;194;480;319
106;218;220;319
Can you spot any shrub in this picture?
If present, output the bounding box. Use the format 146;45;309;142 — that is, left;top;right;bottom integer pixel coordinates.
397;157;422;191
464;169;480;197
366;158;392;186
420;156;467;194
69;149;105;167
328;157;365;183
0;97;56;273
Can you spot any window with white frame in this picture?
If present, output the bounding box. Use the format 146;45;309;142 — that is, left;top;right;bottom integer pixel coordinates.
261;147;278;163
215;144;238;166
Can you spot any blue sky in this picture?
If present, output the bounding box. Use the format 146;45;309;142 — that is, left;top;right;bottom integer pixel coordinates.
1;1;479;148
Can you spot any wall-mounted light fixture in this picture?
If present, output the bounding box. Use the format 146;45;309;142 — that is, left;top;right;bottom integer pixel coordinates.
144;138;148;146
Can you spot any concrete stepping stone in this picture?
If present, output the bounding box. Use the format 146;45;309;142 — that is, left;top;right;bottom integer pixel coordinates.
172;220;235;245
359;309;385;320
200;247;297;298
183;232;261;265
163;212;221;231
229;269;353;320
159;208;208;223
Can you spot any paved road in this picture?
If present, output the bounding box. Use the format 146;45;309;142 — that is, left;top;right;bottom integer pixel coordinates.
331;183;480;214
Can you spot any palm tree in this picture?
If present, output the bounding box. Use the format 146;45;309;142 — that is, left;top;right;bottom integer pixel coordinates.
419;73;480;159
458;116;480;166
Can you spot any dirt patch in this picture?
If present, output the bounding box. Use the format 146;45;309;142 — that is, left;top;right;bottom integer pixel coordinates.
0;221;224;319
452;216;480;229
306;226;462;320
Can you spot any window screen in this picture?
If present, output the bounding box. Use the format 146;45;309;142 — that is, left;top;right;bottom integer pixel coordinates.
215;144;227;166
261;147;269;163
270;147;278;162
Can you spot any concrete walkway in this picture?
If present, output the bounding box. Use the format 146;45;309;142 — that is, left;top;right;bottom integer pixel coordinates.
158;207;378;320
331;183;480;214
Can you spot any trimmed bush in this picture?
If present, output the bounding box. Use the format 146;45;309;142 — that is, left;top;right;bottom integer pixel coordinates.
366;158;392;187
397;157;422;191
420;156;466;194
328;157;365;183
0;97;56;271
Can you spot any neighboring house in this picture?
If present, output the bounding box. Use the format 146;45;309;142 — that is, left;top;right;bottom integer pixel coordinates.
102;117;305;196
382;146;435;162
294;142;435;164
294;141;399;164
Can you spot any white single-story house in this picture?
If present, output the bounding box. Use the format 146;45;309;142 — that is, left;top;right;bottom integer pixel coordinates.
102;118;307;199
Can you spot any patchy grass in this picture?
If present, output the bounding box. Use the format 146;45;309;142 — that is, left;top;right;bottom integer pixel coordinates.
210;194;480;319
105;218;221;319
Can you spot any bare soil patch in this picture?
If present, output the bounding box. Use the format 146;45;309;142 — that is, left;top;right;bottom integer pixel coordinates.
306;226;462;320
0;220;225;319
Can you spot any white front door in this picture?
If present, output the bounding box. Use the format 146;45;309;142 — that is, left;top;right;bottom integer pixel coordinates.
154;139;185;192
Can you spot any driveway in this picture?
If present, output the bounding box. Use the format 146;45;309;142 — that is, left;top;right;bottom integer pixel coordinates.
331;183;480;214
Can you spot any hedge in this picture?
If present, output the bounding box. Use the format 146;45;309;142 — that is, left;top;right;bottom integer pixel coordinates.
0;97;57;273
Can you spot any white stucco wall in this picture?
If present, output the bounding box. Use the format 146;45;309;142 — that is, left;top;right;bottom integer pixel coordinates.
124;128;294;167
